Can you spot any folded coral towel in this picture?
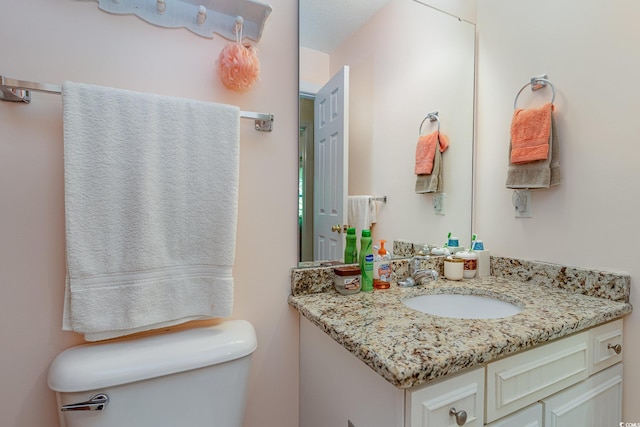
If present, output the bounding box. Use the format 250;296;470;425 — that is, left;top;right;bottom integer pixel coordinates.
415;131;449;175
510;103;553;164
506;112;560;189
62;81;240;341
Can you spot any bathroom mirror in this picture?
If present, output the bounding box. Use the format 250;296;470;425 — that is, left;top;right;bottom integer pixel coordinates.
299;0;475;264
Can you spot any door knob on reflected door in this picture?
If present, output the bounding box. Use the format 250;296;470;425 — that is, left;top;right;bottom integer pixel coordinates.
331;224;343;233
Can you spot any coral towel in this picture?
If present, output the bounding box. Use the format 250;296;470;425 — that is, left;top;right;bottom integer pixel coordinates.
510;103;553;164
62;81;240;341
415;131;449;175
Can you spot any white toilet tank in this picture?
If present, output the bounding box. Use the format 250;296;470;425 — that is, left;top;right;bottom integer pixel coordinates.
48;320;257;427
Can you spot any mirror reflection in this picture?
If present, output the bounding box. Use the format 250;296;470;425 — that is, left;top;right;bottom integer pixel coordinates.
299;0;475;264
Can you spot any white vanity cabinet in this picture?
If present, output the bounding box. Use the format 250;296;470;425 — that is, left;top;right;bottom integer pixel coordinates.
299;317;624;427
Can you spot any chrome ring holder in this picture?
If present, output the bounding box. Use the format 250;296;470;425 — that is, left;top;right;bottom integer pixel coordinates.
419;111;440;134
513;74;556;109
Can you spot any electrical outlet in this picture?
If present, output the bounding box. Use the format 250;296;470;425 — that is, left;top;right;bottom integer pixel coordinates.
433;192;446;215
513;190;532;218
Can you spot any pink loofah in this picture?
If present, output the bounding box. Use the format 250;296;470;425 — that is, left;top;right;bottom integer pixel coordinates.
217;42;260;93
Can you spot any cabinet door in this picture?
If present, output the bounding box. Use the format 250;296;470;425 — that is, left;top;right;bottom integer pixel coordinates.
408;367;484;427
485;402;543;427
543;363;623;427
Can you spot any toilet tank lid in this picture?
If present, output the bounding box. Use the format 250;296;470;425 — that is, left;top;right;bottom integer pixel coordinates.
48;320;257;392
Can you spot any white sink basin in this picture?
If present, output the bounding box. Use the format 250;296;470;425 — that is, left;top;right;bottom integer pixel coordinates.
403;293;522;319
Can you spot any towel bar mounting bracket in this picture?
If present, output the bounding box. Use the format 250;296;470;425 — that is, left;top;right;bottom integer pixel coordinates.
248;113;274;132
514;73;555;109
530;74;549;91
0;87;31;103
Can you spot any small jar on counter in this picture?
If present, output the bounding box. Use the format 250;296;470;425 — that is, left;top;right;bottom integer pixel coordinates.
333;265;362;295
444;257;464;280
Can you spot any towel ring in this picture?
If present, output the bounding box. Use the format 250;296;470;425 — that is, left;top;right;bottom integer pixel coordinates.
514;78;556;109
419;112;440;135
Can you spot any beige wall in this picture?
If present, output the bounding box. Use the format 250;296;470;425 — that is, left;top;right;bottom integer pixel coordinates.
0;1;299;426
299;46;329;91
476;0;640;420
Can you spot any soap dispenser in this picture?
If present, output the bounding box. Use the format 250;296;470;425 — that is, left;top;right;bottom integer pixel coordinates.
373;240;392;289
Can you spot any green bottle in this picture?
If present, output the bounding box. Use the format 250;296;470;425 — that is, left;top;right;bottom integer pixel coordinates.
359;229;374;292
344;227;358;263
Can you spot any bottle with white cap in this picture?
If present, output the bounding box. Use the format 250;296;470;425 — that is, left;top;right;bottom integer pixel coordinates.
471;238;490;277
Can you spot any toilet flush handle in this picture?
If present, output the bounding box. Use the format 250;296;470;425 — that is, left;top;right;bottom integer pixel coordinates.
61;393;109;411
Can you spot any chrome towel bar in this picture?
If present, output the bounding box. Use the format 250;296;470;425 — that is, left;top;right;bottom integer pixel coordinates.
0;75;274;132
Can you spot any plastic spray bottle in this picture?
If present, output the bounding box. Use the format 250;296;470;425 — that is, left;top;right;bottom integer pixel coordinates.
344;227;358;264
359;229;374;292
373;240;392;289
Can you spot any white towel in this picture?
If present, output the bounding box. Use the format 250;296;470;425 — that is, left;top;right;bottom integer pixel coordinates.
62;81;240;341
348;195;377;234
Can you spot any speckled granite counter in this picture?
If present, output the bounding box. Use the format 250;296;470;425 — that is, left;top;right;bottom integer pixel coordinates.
289;259;632;389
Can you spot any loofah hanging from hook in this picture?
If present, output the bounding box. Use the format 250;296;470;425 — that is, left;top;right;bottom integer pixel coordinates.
217;16;260;93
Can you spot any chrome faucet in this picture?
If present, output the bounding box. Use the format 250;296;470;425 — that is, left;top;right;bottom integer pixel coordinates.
398;253;439;287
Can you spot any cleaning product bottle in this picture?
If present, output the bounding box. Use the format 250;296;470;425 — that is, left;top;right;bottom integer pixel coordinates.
359;229;374;292
373;240;392;289
344;227;358;264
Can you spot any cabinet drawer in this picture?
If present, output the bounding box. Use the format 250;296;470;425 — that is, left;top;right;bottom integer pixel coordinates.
486;331;588;423
407;367;484;427
589;319;623;375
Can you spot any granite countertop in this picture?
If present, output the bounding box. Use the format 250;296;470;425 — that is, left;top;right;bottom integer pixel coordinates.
289;274;632;389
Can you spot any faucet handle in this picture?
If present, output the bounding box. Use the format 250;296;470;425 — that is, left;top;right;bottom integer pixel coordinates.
416;244;429;256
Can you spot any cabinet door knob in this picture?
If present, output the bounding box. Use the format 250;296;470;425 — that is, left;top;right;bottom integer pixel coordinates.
449;407;467;425
608;343;622;354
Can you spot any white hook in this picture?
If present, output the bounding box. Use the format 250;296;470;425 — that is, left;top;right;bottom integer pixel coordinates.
156;0;166;14
197;5;207;25
235;16;244;33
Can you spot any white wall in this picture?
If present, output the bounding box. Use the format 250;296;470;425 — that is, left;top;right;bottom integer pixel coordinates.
476;0;640;420
0;1;299;426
